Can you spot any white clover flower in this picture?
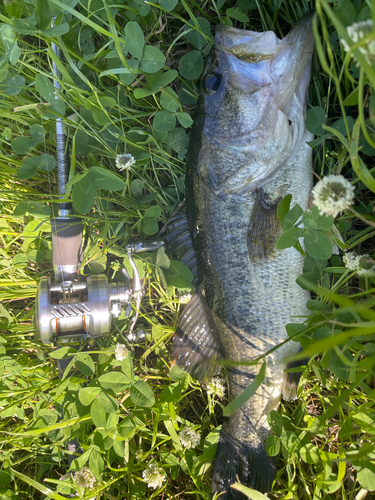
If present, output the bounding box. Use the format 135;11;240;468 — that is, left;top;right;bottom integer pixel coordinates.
179;425;201;449
206;376;226;399
312;175;355;218
114;343;128;362
116;153;136;171
343;251;362;271
74;467;96;490
343;251;375;276
179;293;192;304
341;19;375;64
142;462;166;489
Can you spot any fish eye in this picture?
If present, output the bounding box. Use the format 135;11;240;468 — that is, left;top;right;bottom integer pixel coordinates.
205;72;222;94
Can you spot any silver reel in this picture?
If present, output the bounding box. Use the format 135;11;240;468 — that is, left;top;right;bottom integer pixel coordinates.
35;242;163;344
35;274;132;344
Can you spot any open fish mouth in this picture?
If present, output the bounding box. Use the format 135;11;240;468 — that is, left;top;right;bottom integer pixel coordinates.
215;12;315;105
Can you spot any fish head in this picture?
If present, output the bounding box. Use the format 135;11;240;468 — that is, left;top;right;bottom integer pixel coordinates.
197;13;315;196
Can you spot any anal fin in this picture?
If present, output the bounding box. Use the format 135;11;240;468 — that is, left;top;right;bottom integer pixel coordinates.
173;293;222;381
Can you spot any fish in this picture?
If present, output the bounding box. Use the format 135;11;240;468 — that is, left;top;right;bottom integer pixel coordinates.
170;13;314;499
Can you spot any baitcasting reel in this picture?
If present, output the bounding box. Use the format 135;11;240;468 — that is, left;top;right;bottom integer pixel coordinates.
35;241;164;345
36;275;131;344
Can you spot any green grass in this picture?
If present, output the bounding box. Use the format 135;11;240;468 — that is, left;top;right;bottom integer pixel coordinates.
1;0;375;499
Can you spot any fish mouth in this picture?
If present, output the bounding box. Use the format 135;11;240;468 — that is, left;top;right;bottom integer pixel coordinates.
215;12;314;68
215;24;278;61
215;13;315;111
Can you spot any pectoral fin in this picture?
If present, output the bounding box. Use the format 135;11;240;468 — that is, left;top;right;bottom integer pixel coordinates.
282;356;308;401
247;188;282;264
173;293;223;380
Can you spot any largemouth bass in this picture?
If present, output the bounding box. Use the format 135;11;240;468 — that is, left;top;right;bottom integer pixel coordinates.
171;14;314;498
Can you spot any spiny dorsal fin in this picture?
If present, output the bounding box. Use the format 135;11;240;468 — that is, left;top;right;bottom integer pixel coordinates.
247;188;282;264
173;293;222;381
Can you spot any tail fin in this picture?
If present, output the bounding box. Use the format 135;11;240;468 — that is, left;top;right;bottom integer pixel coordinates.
212;428;276;499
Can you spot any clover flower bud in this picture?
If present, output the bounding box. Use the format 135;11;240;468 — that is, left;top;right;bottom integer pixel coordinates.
114;343;128;362
341;19;375;64
343;251;375;276
74;467;96;490
207;377;226;399
179;293;192;304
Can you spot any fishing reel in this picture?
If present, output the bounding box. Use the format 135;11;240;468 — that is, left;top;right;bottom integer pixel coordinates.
36;275;130;344
35;236;164;345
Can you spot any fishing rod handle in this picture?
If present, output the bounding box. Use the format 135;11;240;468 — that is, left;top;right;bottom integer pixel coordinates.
51;217;83;282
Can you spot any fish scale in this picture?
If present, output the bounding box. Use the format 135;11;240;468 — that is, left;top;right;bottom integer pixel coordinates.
171;13;315;498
